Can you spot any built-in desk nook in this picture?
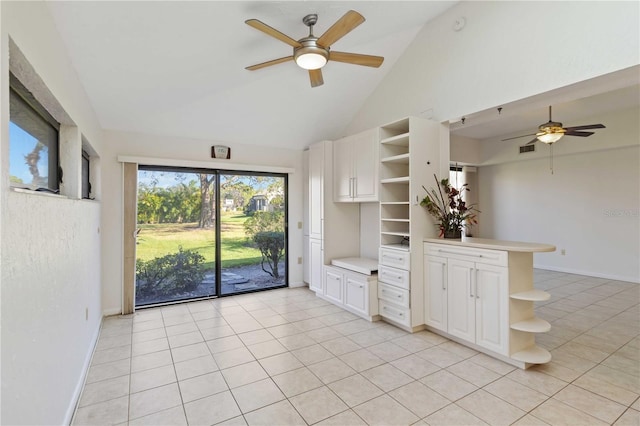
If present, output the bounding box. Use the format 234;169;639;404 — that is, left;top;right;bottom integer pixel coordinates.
423;237;556;369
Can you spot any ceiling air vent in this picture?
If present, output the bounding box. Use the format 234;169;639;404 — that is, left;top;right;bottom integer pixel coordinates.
519;144;536;154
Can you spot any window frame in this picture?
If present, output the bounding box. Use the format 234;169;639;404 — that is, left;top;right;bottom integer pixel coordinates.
9;72;60;191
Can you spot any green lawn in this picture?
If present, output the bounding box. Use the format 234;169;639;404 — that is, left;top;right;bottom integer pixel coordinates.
136;212;262;270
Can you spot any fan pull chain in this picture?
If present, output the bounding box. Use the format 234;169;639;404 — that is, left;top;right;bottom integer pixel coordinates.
550;144;554;174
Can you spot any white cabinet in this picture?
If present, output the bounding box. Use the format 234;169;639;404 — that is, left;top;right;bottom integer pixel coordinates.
304;141;359;292
324;267;343;304
446;259;508;355
377;247;411;328
424;240;553;369
475;263;509;355
309;238;323;293
333;129;379;202
322;265;378;319
423;255;447;332
308;143;323;240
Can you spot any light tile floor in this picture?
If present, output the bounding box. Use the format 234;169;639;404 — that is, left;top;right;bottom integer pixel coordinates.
73;270;639;425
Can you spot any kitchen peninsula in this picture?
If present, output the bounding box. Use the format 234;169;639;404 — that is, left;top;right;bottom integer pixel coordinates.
423;237;555;369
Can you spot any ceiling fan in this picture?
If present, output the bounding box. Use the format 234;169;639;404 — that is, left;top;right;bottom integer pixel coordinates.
502;106;606;145
245;10;384;88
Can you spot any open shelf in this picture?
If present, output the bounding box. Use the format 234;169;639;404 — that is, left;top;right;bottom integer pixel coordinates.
510;318;551;333
381;153;410;164
380;201;410;205
380;176;410;184
381;231;410;237
510;290;550;302
380;133;409;146
511;346;552;364
381;218;410;223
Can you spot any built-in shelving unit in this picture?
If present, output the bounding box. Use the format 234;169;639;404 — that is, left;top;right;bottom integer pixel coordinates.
379;119;411;249
378;117;447;330
510;290;550;301
509;287;552;365
510;318;551;333
511;346;552;364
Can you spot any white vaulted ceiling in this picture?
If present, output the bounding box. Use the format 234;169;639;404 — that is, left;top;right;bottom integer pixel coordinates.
46;1;457;150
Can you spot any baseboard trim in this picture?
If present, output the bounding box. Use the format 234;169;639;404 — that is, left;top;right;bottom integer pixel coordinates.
289;281;307;288
534;264;639;284
103;307;122;316
64;316;103;425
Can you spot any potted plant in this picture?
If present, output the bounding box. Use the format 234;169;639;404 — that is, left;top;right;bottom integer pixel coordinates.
421;174;479;239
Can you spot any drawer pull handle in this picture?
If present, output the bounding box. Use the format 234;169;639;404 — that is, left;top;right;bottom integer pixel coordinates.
359;285;364;289
399;313;404;317
396;295;402;299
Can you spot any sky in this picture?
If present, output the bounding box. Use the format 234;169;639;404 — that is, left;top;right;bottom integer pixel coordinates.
9;122;48;185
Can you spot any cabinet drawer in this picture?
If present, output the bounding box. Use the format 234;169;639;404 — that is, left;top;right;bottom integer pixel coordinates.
378;283;410;308
379;300;411;327
379;248;410;270
424;243;507;267
378;265;410;290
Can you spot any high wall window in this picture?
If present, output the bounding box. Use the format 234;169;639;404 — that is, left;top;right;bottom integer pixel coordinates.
82;149;91;199
9;73;60;192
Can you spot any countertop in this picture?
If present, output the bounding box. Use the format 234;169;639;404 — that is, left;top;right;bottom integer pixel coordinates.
330;257;378;275
424;237;556;253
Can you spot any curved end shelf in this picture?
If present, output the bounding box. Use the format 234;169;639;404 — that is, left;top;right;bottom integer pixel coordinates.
511;346;552;364
510;289;550;302
510;317;551;333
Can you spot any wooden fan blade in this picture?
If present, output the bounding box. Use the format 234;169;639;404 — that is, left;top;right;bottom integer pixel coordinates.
563;124;606;131
330;51;384;67
501;133;537;142
245;19;301;48
317;10;365;47
245;56;293;71
525;137;539;145
309;69;324;87
564;130;594;137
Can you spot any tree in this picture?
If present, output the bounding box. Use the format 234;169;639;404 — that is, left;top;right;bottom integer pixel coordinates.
253;231;285;278
244;211;285;277
198;174;215;228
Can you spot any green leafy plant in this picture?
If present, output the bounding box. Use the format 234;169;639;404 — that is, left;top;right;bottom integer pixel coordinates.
421;174;478;237
253;231;285;278
135;246;205;299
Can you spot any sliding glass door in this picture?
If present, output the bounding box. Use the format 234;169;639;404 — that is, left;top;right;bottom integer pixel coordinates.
135;167;287;306
220;173;287;295
135;168;217;306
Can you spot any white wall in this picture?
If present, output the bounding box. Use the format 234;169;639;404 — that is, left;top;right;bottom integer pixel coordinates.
0;2;104;424
101;130;304;315
477;106;640;282
347;1;639;133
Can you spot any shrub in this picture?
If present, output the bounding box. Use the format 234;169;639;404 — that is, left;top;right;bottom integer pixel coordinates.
136;247;205;299
253;231;284;278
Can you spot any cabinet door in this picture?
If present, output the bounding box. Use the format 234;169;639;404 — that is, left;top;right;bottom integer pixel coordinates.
475;263;509;355
352;129;378;202
447;258;475;343
333;137;353;202
344;275;368;316
308;142;324;239
309;238;323;293
324;268;343;304
424;255;448;332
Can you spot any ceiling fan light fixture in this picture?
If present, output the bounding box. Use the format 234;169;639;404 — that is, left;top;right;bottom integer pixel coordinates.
537;132;564;144
294;45;328;70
